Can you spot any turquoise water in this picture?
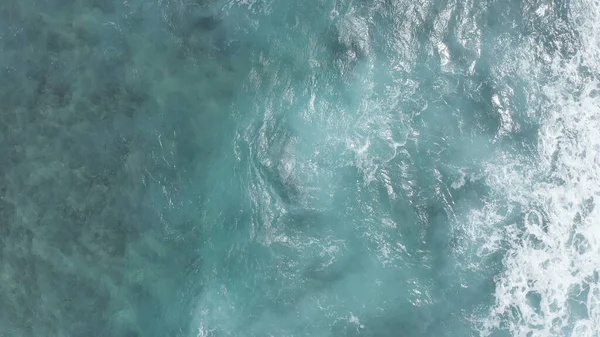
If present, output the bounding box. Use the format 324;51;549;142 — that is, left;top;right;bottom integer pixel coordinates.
1;0;600;336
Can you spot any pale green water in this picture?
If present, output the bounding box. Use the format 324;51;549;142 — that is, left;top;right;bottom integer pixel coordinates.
1;0;599;336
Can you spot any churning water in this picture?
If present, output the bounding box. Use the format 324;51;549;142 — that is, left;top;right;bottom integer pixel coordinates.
1;0;599;336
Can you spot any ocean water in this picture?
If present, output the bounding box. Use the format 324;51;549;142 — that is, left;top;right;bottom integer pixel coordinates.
1;0;599;336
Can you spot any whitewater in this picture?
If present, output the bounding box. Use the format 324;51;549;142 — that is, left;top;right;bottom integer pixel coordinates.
0;0;599;336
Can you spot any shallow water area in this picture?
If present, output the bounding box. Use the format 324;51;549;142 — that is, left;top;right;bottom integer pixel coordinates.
1;0;599;336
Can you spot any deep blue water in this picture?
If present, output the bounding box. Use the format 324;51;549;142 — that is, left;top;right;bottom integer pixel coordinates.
1;0;600;336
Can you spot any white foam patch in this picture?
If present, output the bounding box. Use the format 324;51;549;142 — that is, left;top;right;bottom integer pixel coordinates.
470;1;600;336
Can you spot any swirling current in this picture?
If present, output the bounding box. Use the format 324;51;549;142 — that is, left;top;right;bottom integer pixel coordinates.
1;0;599;336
